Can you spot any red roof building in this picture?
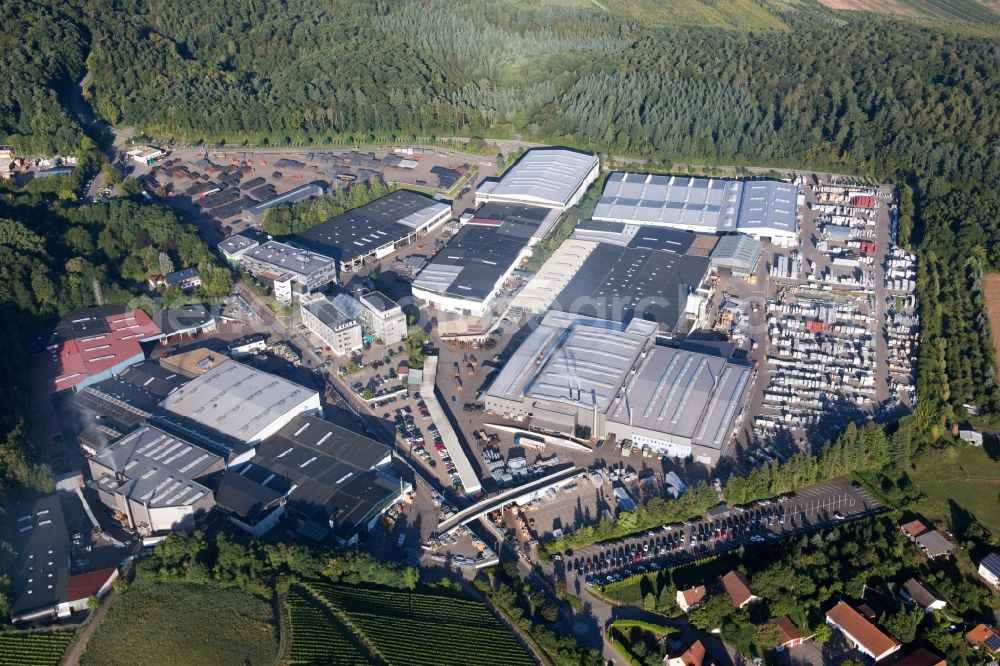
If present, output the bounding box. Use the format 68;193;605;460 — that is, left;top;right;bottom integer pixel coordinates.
676;585;708;613
900;519;929;540
721;570;760;609
29;306;162;394
665;639;707;666
67;567;118;601
825;601;902;662
773;617;807;651
893;647;947;666
967;623;1000;656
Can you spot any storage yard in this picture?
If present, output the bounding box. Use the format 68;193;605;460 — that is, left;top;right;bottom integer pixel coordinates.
133;147;480;243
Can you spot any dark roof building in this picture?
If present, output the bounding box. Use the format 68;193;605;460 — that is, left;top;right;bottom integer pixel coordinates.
293;190;451;272
551;243;712;338
411;203;558;317
218;414;404;543
10;494;119;624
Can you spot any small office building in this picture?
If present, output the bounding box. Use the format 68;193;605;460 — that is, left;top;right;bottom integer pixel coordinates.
300;293;364;356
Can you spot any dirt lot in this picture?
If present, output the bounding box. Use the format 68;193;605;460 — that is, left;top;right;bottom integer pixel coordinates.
982;273;1000;371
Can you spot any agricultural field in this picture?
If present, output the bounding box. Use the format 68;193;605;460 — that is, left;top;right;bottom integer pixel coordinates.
982;273;1000;371
908;444;1000;535
80;578;277;666
305;583;534;666
284;588;368;666
0;632;75;666
818;0;999;24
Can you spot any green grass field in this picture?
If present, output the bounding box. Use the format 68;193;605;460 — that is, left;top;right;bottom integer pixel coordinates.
0;632;75;666
908;444;1000;535
80;579;277;666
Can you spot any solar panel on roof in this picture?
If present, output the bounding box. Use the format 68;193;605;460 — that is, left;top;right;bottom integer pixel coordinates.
986;635;1000;651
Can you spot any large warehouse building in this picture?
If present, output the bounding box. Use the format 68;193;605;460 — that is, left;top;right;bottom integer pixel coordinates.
29;306;164;395
476;148;599;210
593;173;799;245
159;360;322;465
215;414;404;544
483;311;752;465
292;190;451;273
551;243;713;338
88;425;225;535
412;203;558;318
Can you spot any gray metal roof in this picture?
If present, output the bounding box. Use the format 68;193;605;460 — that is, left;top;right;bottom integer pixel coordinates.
594;173;798;237
594;172;739;231
610;345;751;449
243;240;336;280
478;148;598;209
246;183;324;216
710;234;762;271
160;360;319;443
525;320;653;412
90;425;221;509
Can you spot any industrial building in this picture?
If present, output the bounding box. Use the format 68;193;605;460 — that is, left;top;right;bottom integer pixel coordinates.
551;243;714;338
88;425;225;535
710;234;762;277
241;240;338;303
593;173;799;244
299;293;364;356
28;305;164;395
10;494;120;624
217;229;271;266
152;305;217;343
72;360;190;451
126;145;165;165
475;148;599;210
159;360;322;464
242;182;325;225
412;203;559;318
292;190;451;272
215;414;404;544
483;311;752;465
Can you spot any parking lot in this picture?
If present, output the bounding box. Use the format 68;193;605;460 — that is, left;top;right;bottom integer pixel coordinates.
558;479;882;588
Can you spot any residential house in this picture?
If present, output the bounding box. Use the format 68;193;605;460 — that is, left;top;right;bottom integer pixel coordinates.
900;578;947;612
979;552;1000;590
676;585;707;613
825;601;902;662
966;624;1000;657
721;570;760;609
773;617;809;652
899;519;954;560
664;639;707;666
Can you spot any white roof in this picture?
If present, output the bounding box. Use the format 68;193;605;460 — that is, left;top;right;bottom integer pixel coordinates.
160;360;319;443
479;148;598;208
